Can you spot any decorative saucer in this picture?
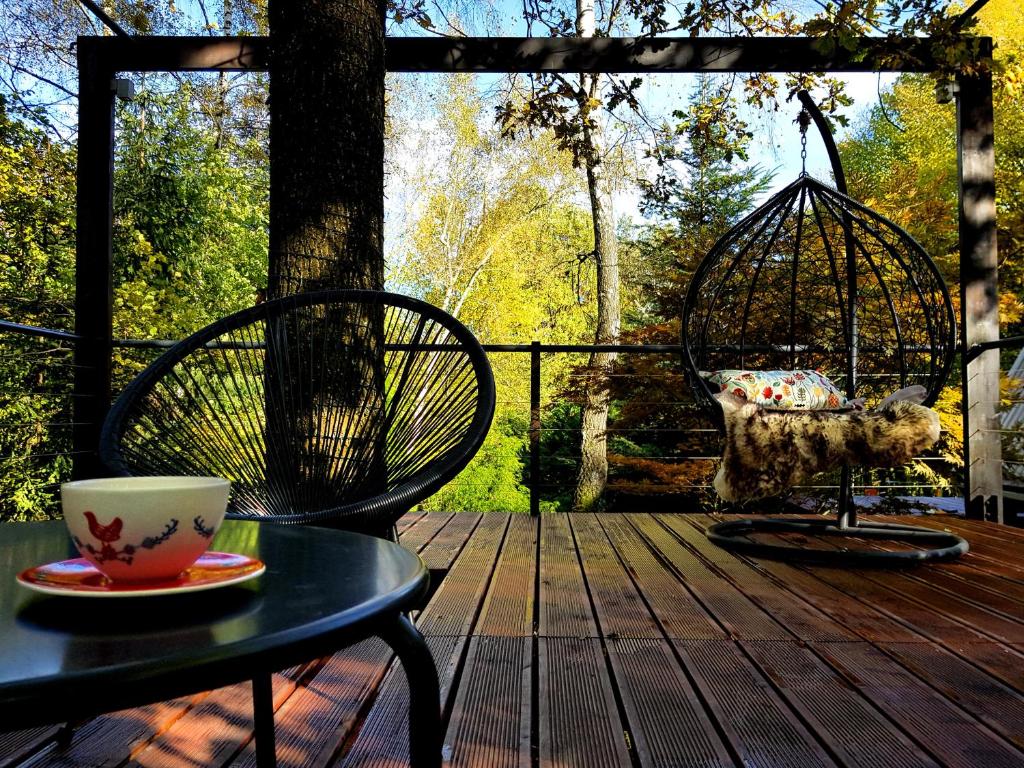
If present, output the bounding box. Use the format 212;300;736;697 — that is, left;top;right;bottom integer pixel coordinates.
17;551;265;598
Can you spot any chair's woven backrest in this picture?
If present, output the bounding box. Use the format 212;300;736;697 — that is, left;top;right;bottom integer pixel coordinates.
101;290;495;532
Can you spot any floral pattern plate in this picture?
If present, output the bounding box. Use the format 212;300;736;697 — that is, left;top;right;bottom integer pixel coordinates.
17;552;265;598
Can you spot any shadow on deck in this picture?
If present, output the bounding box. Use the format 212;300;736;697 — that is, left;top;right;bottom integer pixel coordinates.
4;511;1024;767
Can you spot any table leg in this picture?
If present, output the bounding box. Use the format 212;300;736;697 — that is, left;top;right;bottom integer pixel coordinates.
252;672;277;768
380;613;442;768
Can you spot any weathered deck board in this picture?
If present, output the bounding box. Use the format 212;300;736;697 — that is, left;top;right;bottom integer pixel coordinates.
9;512;1024;768
596;515;726;640
689;514;1024;699
687;517;1024;765
740;641;943;768
398;510;456;553
604;638;733;768
637;515;793;641
536;514;628;768
671;639;837;768
227;640;390;768
337;513;510;768
127;669;304;768
442;514;535;766
656;515;863;642
472;514;536;638
570;514;734;768
537;512;596;639
641;515;938;766
537;638;629;768
444;636;531;768
0;727;60;768
813;642;1024;767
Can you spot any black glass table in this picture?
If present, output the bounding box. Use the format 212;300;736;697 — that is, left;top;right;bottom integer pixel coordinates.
0;520;441;767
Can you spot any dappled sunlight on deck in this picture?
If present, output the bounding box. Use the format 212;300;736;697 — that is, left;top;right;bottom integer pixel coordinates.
4;510;1024;767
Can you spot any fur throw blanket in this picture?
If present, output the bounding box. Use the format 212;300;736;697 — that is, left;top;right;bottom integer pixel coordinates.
713;393;940;502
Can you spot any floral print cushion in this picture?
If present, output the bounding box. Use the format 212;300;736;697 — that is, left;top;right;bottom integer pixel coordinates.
705;369;847;410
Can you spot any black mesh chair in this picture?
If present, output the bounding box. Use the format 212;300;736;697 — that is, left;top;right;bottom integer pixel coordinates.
681;92;967;564
100;290;495;538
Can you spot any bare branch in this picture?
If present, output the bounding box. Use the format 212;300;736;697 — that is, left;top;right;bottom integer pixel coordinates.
3;60;76;99
196;1;216;35
875;72;905;133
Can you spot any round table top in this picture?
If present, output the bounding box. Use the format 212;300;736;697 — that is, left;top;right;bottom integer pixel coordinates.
0;520;426;727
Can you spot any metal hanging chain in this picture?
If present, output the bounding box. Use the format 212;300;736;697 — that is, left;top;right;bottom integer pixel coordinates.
797;108;811;176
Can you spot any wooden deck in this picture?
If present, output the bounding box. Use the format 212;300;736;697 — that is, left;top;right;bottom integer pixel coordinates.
5;511;1024;768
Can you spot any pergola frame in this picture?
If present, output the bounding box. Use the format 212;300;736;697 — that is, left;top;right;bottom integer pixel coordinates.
74;34;1003;522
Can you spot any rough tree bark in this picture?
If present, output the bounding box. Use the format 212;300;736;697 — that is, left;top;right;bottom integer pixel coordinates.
266;0;387;531
571;0;621;511
267;0;385;296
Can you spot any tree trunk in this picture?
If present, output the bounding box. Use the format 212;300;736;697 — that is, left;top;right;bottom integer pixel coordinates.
212;0;231;150
572;0;620;512
267;0;384;296
265;0;387;532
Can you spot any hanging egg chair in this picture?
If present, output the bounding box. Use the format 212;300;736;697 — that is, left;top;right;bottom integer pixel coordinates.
681;91;966;564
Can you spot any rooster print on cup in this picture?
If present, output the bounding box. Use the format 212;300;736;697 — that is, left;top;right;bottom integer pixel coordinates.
74;511;180;566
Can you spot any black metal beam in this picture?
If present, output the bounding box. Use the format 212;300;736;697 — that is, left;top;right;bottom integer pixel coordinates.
78;35;945;74
529;341;540;517
78;36;267;71
387;35;937;73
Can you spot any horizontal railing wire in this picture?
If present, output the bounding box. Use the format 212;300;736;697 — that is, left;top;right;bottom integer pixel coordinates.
996;337;1024;496
0;321;84;520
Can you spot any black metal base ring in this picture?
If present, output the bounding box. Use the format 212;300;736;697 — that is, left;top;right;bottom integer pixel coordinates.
707;518;968;566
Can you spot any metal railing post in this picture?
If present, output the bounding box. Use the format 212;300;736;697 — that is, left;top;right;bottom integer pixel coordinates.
530;341;541;516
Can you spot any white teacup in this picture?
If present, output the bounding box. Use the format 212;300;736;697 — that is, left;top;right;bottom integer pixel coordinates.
61;476;230;582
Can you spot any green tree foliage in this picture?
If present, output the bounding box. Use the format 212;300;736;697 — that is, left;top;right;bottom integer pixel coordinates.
389;74;595;512
390;76;590;337
839;0;1024;495
636;76;774;321
0;81;269;520
388;75;595;348
0;95;76;519
599;79;772;507
113;85;268;353
842;1;1024;333
426;411;531;512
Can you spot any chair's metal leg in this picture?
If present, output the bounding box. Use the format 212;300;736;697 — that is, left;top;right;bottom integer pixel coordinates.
252;672;277;768
379;613;442;768
55;719;84;748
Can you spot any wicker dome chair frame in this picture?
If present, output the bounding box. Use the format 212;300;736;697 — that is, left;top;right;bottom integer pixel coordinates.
100;290;496;538
681;91;966;565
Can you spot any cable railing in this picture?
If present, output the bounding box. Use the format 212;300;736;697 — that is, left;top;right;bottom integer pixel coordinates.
0;321;82;519
984;335;1024;523
0;323;975;520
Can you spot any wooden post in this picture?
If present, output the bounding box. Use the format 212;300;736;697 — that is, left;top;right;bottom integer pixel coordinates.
73;39;116;480
958;43;1003;523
